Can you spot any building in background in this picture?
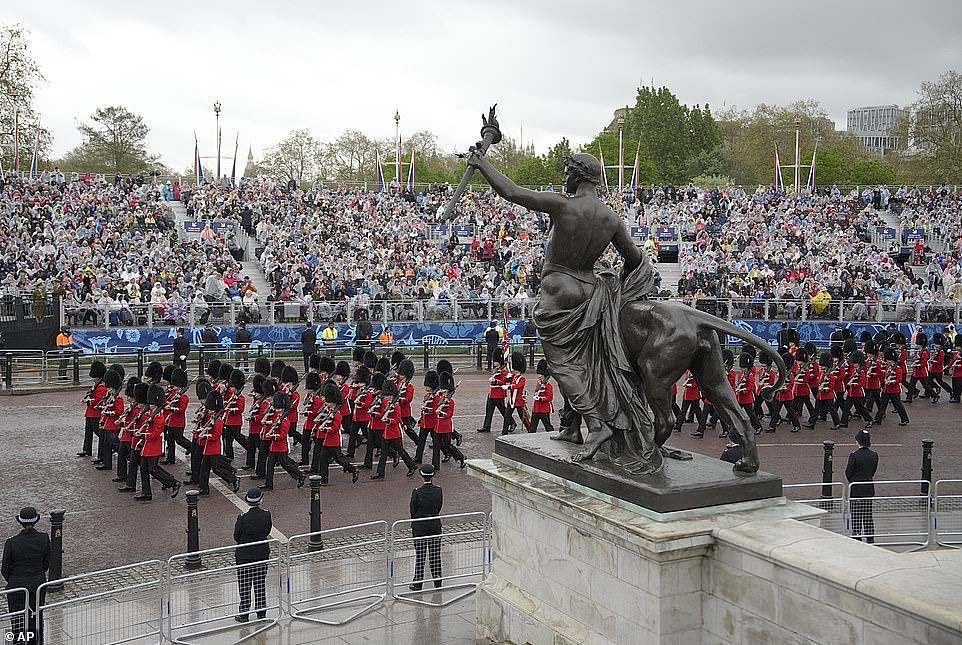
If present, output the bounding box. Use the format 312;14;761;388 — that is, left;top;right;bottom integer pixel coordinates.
846;105;907;155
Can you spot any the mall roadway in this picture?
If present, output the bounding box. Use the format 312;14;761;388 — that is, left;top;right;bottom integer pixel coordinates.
0;374;957;575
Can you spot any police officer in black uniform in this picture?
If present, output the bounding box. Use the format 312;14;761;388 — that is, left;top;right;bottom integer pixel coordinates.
172;327;191;374
233;488;272;622
484;322;500;370
845;430;879;543
409;465;443;591
2;507;51;644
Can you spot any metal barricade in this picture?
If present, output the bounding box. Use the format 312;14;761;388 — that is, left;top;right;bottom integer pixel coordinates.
847;480;931;550
286;521;388;626
934;479;962;547
1;588;30;643
5;350;46;387
166;539;281;644
390;512;488;608
783;482;847;535
36;560;164;645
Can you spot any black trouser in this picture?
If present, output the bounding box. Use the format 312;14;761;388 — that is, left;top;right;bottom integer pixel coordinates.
265;451;301;487
347;421;368;460
138;455;176;497
769;400;800;430
296;423;311;465
930;372;952;395
834;392;845;416
82;416;98;455
695;402;714;435
223;425;248;460
414;426;432;463
841;396;872;425
245;433;260;469
187;439;203;483
850;497;875;543
363;430;382;469
401;415;419;445
172;355;187;373
674;400;700;429
486;345;498;370
165;425;192;461
377;437;415;476
874;393;909;424
255;438;270;477
480;397;508;432
908;375;935;400
953;376;962;401
6;584;44;645
794;393;816;421
97;429;116;467
126;450;142;489
810;399;839;426
412;535;442;588
864;388;882;414
236;562;268;618
528;412;554;433
432;433;463;469
199;454;237;492
503;406;529;433
740;402;762;430
317;444;357;482
116;440;131;481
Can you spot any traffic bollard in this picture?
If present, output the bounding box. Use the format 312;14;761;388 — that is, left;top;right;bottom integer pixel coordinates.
72;352;80;385
185;490;202;569
422;341;429;371
48;509;66;589
821;441;834;498
921;439;934;496
137;348;145;379
476;341;483;371
309;475;324;551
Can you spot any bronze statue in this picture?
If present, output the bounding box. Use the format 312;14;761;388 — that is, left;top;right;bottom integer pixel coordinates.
449;107;785;475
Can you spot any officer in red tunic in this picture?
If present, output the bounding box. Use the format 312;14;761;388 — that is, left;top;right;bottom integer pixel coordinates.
315;382;360;484
841;350;873;429
364;373;387;471
805;351;840;429
96;369;125;471
79;361;108;459
872;348;909;426
927;333;951;402
394;359;419;445
503;352;529;434
862;342;883;415
223;369;248;460
243;375;265;471
673;370;701;433
735;353;762;434
162;368;191;464
373;381;418;479
528;360;555;433
197;391;225;495
769;353;800;433
130;384;180;500
792;348;816;423
949;334;962;403
346;367;372;461
279;366;305;465
115;377;141;483
433;371;466;470
253;380;276;479
414;371;439;463
477;357;509;433
907;332;935;403
303;372;325;470
259;391;306;490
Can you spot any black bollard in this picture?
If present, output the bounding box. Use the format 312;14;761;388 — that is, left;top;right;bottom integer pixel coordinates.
48;509;66;589
821;441;835;498
197;348;205;377
72;352;80;385
309;475;324;551
422;341;429;371
184;490;202;569
137;348;145;379
921;439;934;496
4;352;12;390
476;341;483;371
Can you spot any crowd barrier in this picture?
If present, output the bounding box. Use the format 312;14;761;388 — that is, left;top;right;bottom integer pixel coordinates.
782;482;847;535
934;479;962;547
27;513;489;644
1;588;30;644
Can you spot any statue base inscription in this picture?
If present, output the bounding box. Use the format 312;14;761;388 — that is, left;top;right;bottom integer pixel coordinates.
494;433;781;513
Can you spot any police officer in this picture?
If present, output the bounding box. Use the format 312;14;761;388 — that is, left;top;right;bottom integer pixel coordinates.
234;323;252;372
484;321;500;370
2;507;51;644
172;327;191;374
409;465;443;591
233;489;272;623
300;324;317;373
845;430;878;543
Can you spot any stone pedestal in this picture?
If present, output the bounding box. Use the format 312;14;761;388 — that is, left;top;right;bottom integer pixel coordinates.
471;452;962;645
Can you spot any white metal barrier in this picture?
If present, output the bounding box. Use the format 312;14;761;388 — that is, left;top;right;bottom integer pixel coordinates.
783;482;847;535
166;539;281;644
1;588;30;644
934;479;962;547
390;512;488;608
37;560;164;645
286;521;388;626
847;480;931;550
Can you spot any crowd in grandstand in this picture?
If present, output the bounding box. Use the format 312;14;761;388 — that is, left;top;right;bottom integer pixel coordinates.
2;168;960;329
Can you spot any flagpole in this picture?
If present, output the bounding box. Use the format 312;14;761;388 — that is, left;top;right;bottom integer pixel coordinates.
231;132;239;187
13;108;19;174
213;101;222;181
394;110;401;186
793;117;801;195
618;116;625;191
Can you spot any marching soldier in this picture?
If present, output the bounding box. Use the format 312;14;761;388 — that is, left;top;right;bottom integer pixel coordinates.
96;368;125;471
872;348;910;426
433;371;466;470
364;372;387;470
792;348;815;423
314;382;360;484
346;367;372;461
503;351;529;434
673;370;701;433
223;369;248;460
258;391;306;490
436;360;462;447
162;368;191;464
333;360;354;440
841;350;874;429
477;356;509;433
805;351;840;429
372;380;418;480
950;335;962;403
414;370;439;463
243;375;266;471
303;372;325;472
196;390;241;495
126;384;180;500
768;352;800;433
394;359;419;445
253;380;277;479
79;361;108;459
280;366;304;464
528;360;555;433
863;342;883;415
114;377;141;484
928;333;952;402
735;353;762;434
907;332;935;403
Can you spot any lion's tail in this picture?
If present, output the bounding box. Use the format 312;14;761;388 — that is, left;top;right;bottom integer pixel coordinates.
687;308;786;401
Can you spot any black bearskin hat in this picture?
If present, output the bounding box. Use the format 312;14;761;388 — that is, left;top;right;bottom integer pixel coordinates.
205;390;224;411
884;347;899;362
272;391;290;409
324;381;343;406
423;370;439;389
795;348;808;362
147;384;165;407
104;368;122;390
830;346;842;361
218;362;234;382
170;368;188;388
436;359;453;375
370;372;385;391
270;359;286;380
843;338;857;354
780;352;795;371
397;359;415;381
309;353;321;372
511;351;526;373
891;332;907;346
89;360;107;380
162;364;175;383
254;356;271;376
759;352;773;366
915;332;928;347
818;351;833;369
335;361;351;379
305;372;323;391
109;363;126;381
738;352;753;369
281;365;299;385
859;331;873;344
145;361;163;382
741;343;757;359
722;349;734;368
319;356;336;375
355;366;371;385
933;333;946;347
125;376;141;397
252;373;265;395
803;342;817;357
381;379;399;396
363;351;377;370
955;335;962;349
134;382;149;405
390;350;405;367
841;328;854;341
850;350;866;365
261;379;277;397
439;371;455;392
864;341;878;355
205;359;221;380
352;346;366;363
536;359;550;376
375;356;391;375
195;378;212;401
229;369;246;391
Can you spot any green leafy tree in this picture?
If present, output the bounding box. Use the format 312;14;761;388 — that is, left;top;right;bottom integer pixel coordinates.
0;24;51;170
261;128;327;182
897;70;962;183
63;106;157;175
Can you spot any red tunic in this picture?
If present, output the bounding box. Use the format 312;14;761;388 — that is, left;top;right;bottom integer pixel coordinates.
286;389;300;425
950;352;962;378
102;395;124;432
202;415;223;456
928;350;944;375
435;397;454;434
883;365;905;395
167;391;189;428
120;404;141;443
846;367;866;398
510;375;526;408
419;392;438;429
682;373;701;401
397;382;414;418
532;381;553;414
353;390;374;423
816;373;836;401
912;349;929;378
735;370;755;405
139;412;165;457
263;410;290;452
488;369;508;399
85;383;107;418
775;370;795;402
225;393;245;426
323;409;344;446
368;397;387;432
302;392;323;433
864;358;882;390
383;406;403;440
833;363;846;394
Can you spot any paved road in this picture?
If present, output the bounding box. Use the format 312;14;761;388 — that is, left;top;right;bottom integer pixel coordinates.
1;375;958;575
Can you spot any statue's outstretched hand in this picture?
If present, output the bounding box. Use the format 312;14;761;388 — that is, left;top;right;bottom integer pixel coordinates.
466;144;484;168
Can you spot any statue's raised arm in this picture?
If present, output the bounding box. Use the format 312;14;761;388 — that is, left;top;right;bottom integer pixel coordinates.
467;154;566;215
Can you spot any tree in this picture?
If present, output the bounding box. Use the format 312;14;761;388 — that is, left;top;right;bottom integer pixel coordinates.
65;106;157;175
581;130;656;189
0;24;51;170
327;129;374;182
899;70;962;182
261;128;327;182
543;137;572;184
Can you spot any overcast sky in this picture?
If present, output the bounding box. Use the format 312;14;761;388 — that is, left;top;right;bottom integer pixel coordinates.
8;0;962;173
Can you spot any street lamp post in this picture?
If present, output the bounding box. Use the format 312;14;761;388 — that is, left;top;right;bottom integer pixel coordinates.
394;110;401;186
617;116;625;191
214;101;222;181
